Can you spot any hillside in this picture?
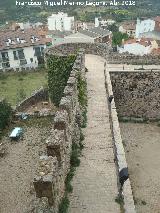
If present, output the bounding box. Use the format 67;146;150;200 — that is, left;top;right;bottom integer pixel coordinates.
0;0;160;25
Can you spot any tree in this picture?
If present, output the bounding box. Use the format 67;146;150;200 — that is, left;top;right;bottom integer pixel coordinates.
112;32;129;46
107;24;118;32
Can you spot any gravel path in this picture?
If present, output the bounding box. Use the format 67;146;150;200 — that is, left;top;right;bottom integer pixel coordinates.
120;122;160;213
69;54;120;213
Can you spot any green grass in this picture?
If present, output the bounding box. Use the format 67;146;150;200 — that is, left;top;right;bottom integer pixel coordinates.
58;194;70;213
65;167;75;193
0;70;47;106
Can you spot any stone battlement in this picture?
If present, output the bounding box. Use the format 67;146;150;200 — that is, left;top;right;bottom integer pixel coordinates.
33;50;85;212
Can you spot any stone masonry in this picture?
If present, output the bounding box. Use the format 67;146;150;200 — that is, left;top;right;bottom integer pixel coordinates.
110;71;160;120
33;50;85;212
34;43;137;212
106;52;160;65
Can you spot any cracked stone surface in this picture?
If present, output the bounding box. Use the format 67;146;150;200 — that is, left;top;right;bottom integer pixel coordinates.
69;54;120;213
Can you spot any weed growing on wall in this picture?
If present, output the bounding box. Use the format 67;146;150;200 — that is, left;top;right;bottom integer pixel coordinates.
77;72;88;128
58;130;85;213
77;72;87;108
47;55;76;106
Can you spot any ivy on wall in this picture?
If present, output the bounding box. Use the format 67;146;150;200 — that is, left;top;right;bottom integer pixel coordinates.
47;55;76;106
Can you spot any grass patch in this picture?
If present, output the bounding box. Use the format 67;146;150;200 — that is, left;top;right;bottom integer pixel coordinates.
65;167;75;193
0;70;47;106
115;195;124;205
70;143;81;167
18;77;24;81
19;116;53;128
77;74;87;108
81;108;87;128
58;194;70;213
58;71;87;213
115;194;125;213
59;133;85;213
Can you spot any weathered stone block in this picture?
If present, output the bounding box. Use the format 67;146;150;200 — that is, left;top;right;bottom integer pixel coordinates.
33;156;58;206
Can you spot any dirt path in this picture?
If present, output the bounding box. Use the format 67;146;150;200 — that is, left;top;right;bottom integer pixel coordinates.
120;122;160;213
0;124;50;213
69;55;120;213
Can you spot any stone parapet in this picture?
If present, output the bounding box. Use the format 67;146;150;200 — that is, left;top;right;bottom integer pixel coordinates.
107;52;160;65
104;66;136;213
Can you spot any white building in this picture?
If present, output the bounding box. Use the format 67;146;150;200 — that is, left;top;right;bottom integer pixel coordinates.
136;16;160;40
64;27;111;44
119;21;136;37
118;38;158;56
0;29;51;71
18;22;43;30
136;18;155;38
95;17;115;28
48;12;74;31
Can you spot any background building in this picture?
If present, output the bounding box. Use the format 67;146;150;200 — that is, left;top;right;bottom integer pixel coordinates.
64;27;111;44
47;12;74;31
0;29;51;71
136;18;155;38
118;38;158;56
95;17;115;28
119;21;136;37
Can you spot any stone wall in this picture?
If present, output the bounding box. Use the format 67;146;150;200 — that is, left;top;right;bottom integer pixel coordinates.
110;71;160;120
15;87;48;112
45;42;160;65
104;64;136;213
33;50;85;212
107;52;160;65
45;42;111;58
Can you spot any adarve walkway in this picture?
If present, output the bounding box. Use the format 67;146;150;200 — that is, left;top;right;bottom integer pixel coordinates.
69;55;120;213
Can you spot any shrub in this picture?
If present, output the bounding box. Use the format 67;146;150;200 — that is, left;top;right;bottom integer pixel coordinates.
0;100;12;130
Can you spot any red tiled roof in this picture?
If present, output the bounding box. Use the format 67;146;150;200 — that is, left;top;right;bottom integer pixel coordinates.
124;38;153;47
0;28;51;51
154;16;160;22
152;48;160;55
121;21;136;30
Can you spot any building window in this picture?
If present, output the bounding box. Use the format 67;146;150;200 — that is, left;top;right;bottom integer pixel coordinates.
1;52;9;62
13;51;18;60
13;49;25;60
17;49;25;59
30;58;33;63
20;59;27;66
34;46;44;57
2;61;10;68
